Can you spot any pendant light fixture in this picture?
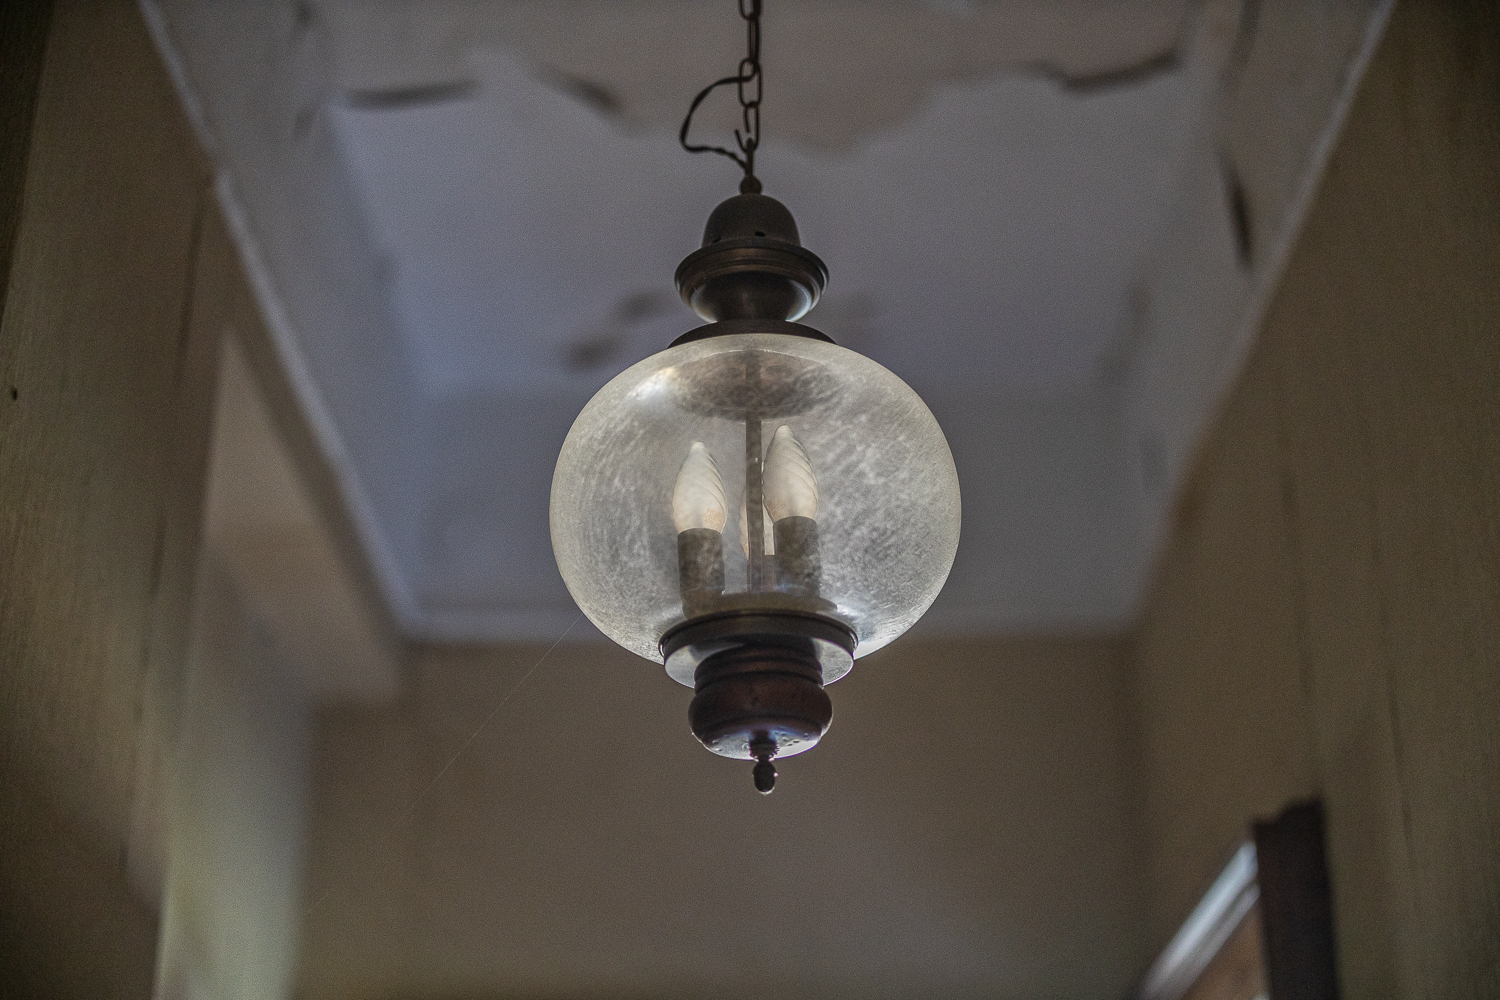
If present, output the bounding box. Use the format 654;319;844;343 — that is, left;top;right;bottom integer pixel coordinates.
551;0;960;792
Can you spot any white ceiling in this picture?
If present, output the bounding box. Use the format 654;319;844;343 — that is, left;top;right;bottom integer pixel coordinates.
148;0;1389;642
332;56;1193;395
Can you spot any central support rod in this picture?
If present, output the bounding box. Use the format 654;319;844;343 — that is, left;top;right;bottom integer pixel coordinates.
745;352;766;591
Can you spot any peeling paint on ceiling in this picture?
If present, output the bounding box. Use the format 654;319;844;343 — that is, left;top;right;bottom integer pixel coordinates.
146;0;1392;642
330;45;1196;395
320;1;1195;150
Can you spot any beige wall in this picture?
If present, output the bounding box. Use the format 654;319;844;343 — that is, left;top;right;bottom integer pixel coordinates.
1130;2;1500;995
155;555;313;1000
300;637;1144;1000
0;0;217;994
149;277;406;1000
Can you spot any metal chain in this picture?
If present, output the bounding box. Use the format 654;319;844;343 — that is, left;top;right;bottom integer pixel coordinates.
680;0;764;194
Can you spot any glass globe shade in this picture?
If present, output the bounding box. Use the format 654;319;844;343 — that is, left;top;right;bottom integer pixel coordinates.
550;331;960;684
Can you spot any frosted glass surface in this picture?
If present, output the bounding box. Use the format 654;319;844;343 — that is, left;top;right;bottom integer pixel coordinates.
551;333;960;667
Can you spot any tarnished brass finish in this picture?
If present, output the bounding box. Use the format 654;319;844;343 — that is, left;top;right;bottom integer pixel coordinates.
663;608;854;791
676;240;829;322
687;641;832;795
674;194;829;325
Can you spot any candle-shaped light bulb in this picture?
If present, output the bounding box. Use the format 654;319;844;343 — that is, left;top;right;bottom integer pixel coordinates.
740;496;776;556
673;442;727;533
764;425;823;598
763;425;818;522
674;442;726;617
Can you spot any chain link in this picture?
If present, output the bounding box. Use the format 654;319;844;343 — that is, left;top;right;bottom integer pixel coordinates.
680;0;764;193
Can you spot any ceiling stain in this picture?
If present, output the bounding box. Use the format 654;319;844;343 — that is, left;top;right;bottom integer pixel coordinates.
1056;47;1182;95
613;289;674;324
563;290;676;372
535;65;627;120
344;80;478;110
563;333;626;372
1221;154;1255;268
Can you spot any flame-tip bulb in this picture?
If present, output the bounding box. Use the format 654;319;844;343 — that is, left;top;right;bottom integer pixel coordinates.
763;425;818;521
673;442;727;533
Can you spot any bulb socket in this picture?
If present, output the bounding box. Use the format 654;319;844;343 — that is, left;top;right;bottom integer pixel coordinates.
773;516;821;597
676;528;725;617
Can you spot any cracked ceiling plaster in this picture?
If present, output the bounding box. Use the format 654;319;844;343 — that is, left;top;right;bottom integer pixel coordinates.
320;3;1194;142
148;0;1391;642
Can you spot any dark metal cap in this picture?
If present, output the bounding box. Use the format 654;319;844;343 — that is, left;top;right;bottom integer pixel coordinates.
675;193;828;324
700;194;801;246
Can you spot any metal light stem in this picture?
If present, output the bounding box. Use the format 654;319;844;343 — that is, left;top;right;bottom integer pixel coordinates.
744;354;766;590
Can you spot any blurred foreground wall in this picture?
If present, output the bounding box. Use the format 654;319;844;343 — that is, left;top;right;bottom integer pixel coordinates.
1131;2;1500;993
0;0;217;994
0;4;387;997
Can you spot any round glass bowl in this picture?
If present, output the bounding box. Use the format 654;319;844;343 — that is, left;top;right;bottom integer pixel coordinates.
550;331;960;681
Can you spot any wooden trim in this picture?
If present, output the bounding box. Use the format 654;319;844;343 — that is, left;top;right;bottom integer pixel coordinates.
1138;799;1342;1000
1253;800;1340;1000
1137;841;1260;1000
